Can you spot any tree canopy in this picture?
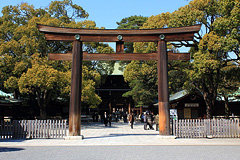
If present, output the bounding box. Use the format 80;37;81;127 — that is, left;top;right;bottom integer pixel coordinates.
0;0;111;118
123;0;240;118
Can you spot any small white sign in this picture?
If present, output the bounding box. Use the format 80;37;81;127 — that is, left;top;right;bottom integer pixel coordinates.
170;109;177;116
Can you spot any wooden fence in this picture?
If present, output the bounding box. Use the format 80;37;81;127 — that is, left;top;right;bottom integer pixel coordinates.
0;120;67;139
173;119;240;138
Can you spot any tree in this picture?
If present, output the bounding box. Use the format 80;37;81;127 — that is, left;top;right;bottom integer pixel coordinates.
217;62;240;118
123;0;240;118
168;0;240;118
117;15;148;53
122;13;187;106
123;61;158;106
0;1;111;118
17;56;64;119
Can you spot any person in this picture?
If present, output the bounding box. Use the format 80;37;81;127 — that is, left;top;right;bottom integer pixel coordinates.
108;113;112;127
140;113;144;123
155;114;159;131
123;112;128;123
115;110;119;122
103;112;108;127
147;112;154;130
92;113;95;122
143;112;148;130
150;112;155;130
95;112;99;122
128;112;135;129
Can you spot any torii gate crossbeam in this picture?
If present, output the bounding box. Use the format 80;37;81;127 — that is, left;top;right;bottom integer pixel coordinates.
37;24;201;137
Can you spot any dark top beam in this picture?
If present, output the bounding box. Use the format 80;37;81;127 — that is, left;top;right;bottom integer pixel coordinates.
37;24;201;35
37;24;201;42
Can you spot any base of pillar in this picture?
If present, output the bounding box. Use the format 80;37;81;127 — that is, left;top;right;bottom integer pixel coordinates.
64;135;84;140
156;135;176;139
207;135;213;139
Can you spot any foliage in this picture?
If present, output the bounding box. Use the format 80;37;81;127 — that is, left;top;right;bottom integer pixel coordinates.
123;61;158;106
169;0;240;118
116;16;148;72
123;0;240;118
0;1;110;118
122;12;187;106
217;62;240;117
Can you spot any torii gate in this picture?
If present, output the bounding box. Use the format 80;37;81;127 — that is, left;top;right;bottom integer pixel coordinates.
37;24;201;137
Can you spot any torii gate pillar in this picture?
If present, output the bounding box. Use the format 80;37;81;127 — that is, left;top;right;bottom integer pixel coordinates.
69;41;83;136
157;40;170;135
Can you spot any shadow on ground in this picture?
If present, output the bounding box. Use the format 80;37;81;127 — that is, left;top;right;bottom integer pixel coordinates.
84;133;158;139
0;147;25;152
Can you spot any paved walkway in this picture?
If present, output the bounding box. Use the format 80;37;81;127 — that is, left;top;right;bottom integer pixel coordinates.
1;122;240;146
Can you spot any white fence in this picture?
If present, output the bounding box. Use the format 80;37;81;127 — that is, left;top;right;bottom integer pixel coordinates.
173;119;240;138
0;120;67;139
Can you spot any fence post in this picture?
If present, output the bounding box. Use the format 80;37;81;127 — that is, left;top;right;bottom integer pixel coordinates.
173;119;175;136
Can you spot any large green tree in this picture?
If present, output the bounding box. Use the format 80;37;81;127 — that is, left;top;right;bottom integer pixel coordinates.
217;62;240;118
168;0;240;118
0;1;111;118
124;0;240;118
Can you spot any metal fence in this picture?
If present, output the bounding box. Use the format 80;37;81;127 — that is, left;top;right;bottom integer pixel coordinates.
173;119;240;138
0;120;67;139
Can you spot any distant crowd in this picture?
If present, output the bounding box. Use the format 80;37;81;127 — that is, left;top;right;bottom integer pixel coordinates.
92;110;159;131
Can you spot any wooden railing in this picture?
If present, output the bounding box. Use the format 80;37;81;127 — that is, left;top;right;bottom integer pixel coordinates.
0;120;67;139
173;119;240;138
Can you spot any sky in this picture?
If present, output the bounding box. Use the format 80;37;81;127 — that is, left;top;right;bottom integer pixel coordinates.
0;0;190;29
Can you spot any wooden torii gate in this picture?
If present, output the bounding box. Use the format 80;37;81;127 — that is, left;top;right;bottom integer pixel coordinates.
37;24;201;137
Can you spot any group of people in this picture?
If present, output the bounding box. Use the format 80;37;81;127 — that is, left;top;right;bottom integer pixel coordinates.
97;111;159;131
129;111;159;130
103;112;112;127
142;112;159;131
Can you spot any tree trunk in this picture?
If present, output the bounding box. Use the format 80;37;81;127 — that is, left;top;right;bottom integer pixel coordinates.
39;103;47;119
13;89;19;99
224;96;229;118
36;89;51;119
203;92;214;119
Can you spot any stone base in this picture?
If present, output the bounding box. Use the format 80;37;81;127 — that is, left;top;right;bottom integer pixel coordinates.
156;135;177;139
64;135;84;140
207;135;213;139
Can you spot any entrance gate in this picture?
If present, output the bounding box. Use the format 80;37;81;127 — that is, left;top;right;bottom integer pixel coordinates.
37;24;201;136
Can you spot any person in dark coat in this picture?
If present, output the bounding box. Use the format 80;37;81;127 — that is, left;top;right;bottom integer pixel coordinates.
147;112;154;130
108;113;112;127
95;112;99;122
103;112;108;127
150;112;155;130
128;112;135;129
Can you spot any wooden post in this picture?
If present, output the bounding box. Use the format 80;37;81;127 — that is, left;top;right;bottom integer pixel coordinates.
116;41;124;53
157;40;170;135
69;41;83;136
128;103;131;114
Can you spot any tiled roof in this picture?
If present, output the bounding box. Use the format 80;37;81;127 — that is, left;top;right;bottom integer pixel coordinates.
0;90;13;98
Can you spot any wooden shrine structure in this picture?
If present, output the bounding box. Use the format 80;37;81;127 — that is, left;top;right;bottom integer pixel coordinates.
37;24;201;136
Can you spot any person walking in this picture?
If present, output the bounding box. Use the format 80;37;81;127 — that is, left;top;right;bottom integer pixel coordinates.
103;112;108;127
150;112;155;130
147;112;154;130
129;112;135;129
143;112;148;130
108;113;112;127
